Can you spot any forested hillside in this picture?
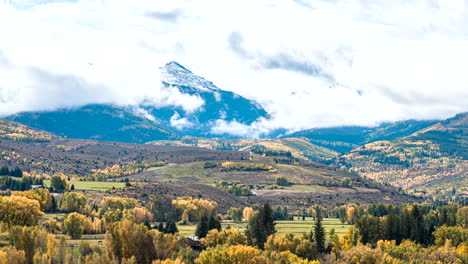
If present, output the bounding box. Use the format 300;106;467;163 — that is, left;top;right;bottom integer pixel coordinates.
286;119;438;153
341;113;467;198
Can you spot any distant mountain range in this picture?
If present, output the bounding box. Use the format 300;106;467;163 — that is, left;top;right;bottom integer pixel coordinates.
1;106;466;198
285;119;439;153
2;61;467;197
5;62;268;143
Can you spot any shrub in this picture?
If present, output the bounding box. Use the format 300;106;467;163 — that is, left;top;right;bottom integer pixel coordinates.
276;177;292;186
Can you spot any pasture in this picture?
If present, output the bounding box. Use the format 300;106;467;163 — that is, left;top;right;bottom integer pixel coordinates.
177;218;350;237
44;180;126;191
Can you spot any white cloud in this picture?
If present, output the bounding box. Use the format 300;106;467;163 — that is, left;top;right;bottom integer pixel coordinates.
170;112;194;130
0;0;467;135
143;85;205;114
132;107;156;122
210;119;269;138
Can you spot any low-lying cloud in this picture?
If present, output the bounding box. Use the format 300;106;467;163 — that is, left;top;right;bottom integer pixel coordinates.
0;0;467;137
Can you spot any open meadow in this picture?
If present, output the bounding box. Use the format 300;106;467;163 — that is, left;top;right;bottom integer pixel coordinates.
44;180;126;191
177;218;350;237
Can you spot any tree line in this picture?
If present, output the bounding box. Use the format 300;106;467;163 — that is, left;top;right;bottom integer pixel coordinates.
0;182;466;263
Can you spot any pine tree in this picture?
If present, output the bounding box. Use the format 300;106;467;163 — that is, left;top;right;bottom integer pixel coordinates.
0;166;9;176
164;219;178;234
51;196;58;212
12;167;22;177
144;220;151;230
247;203;276;249
262;203;275;237
409;204;424;244
157;222;165;232
208;216;221;231
195;216;209;238
314;215;326;253
339;207;347;224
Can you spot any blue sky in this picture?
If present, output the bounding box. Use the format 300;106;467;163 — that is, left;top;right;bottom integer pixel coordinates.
0;0;467;135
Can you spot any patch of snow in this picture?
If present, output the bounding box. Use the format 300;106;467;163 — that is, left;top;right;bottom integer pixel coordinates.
161;61;219;92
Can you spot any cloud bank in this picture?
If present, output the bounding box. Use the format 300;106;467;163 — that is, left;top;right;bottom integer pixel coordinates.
0;0;467;136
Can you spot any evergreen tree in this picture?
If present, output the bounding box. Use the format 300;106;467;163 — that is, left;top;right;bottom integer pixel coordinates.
247;203;276;249
144;220;151;229
282;206;288;220
195;216;209;238
164;219;178;234
339;207;347;224
157;222;165;232
384;213;402;243
51;195;58;212
262;203;276;239
12;167;22;177
409;204;425;244
314;215;326;253
0;166;9;176
208;215;221;231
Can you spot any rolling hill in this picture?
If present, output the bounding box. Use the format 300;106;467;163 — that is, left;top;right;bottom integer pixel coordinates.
0;118;246;176
0;119;417;209
6;104;179;143
341;113;467;196
148;136;338;161
286;119;439;153
0;119;55;142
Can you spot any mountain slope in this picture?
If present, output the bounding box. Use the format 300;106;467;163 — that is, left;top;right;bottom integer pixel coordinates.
7;62;268;141
0;118;418;208
286;119;439;153
148;136;338;161
0;119;246;176
6;104;179;143
0;119;55;142
341;113;467;195
141;62;268;136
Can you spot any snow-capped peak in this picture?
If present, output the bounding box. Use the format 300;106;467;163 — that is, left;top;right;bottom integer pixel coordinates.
160;61;219;92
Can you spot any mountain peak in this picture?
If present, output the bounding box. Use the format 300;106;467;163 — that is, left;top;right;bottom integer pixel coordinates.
161;61;218;92
164;61;190;72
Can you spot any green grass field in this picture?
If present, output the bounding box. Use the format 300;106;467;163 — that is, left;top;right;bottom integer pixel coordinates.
44;180;126;191
146;162;213;182
42;213;67;220
282;185;328;192
177;218;350;237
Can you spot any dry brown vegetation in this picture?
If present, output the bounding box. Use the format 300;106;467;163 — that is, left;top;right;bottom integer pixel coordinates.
0;136;247;177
